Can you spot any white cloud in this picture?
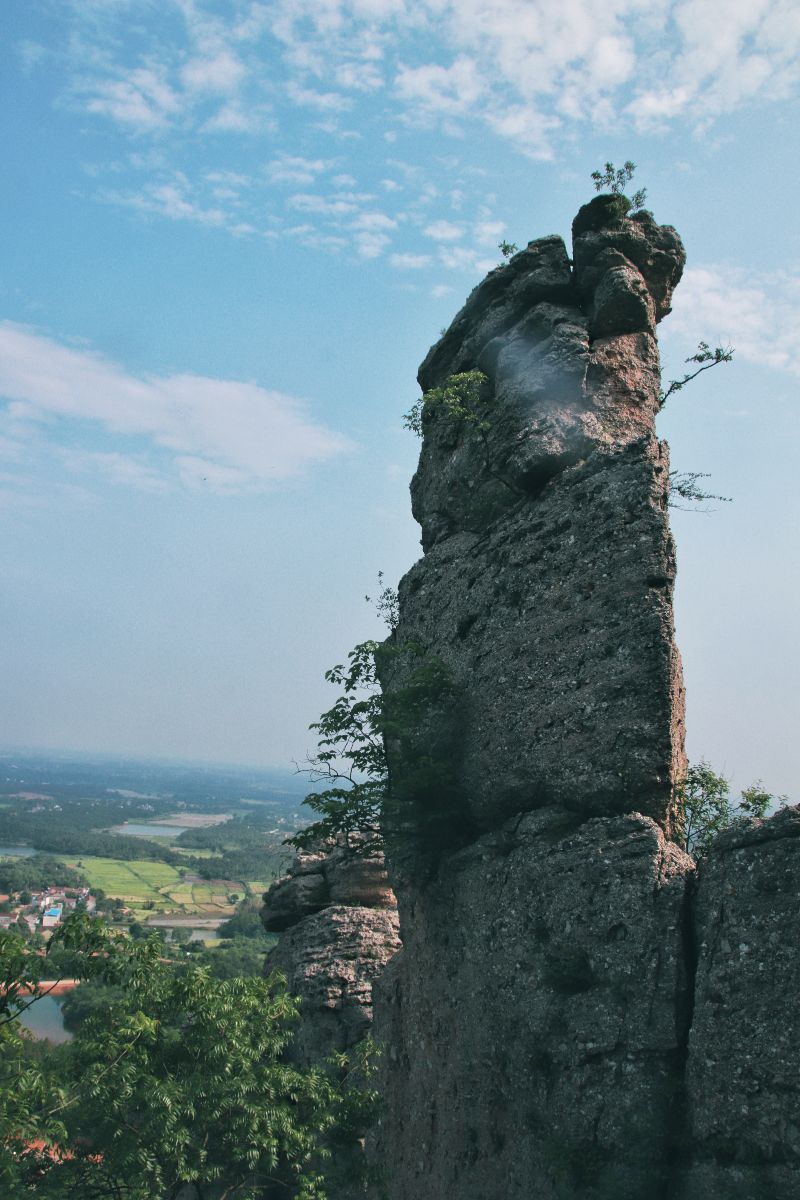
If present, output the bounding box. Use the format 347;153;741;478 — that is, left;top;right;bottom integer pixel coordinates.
181;49;246;94
0;323;352;493
665;264;800;377
289;191;374;214
354;210;397;230
82;66;180;130
395;56;484;116
473;218;505;244
61;0;800;161
286;82;352;111
354;230;391;257
423;219;464;241
104;181;228;227
335;60;383;91
390;252;432;268
62;449;170;493
202;102;273;133
267;156;332;185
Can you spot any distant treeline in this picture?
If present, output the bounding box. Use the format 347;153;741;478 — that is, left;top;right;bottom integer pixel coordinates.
0;854;88;894
0;813;181;865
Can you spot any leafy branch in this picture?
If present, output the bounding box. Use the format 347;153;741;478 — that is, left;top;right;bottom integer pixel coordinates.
591;160;647;211
659;341;734;408
677;760;787;857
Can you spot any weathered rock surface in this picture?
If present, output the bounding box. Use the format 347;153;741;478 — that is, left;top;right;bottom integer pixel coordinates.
683;804;800;1198
373;811;694;1199
267;904;400;1063
382;206;686;840
261;839;400;1064
369;202;800;1200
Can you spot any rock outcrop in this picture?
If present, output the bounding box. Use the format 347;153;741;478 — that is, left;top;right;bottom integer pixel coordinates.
369;201;800;1199
383;204;686;843
684;806;800;1198
261;838;400;1065
375;811;693;1199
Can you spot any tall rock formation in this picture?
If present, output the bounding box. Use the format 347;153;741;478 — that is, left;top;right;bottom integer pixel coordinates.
370;200;800;1199
383;199;686;844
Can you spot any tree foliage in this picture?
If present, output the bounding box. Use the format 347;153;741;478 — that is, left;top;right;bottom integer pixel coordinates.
590;160;647;210
1;915;372;1200
676;760;786;856
290;637;462;854
659;341;734;409
402;370;488;438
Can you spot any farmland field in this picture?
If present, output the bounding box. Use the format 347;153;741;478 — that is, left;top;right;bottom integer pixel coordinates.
62;856;181;911
60;856;247;918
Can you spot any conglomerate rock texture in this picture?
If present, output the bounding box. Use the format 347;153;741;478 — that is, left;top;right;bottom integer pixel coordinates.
684;805;800;1198
375;811;694;1199
384;202;687;840
261;839;400;1065
368;201;800;1199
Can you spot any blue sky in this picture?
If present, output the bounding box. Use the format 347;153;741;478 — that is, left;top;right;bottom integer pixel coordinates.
0;0;798;797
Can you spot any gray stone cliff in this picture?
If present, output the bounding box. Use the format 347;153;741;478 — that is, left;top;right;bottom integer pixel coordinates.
368;200;800;1198
383;200;686;842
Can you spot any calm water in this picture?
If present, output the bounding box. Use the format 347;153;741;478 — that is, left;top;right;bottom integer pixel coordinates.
0;844;37;857
112;822;190;838
18;995;72;1044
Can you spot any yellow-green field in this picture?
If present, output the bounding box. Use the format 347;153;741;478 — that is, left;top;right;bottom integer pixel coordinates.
61;856;247;919
62;857;180;910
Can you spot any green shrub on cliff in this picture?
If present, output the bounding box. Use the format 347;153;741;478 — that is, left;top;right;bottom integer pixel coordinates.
290;636;464;855
402;369;488;437
590;159;647;210
677;760;786;856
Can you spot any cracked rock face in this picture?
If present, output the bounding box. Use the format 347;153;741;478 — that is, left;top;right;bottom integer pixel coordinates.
373;811;694;1200
684;805;800;1198
382;206;686;839
261;838;400;1064
369;203;800;1199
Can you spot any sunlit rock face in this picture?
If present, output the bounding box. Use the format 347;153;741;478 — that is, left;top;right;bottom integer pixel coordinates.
383;204;687;842
260;838;400;1064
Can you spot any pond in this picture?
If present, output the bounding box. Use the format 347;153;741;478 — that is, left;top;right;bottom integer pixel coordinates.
0;844;37;858
111;822;190;838
17;994;72;1044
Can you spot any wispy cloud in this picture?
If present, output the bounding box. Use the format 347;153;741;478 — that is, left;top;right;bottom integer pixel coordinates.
28;0;800;269
390;252;432;269
665;264;800;377
81;65;181;131
267;156;333;185
423;219;464;242
104;179;228;226
56;0;800;156
0;323;352;494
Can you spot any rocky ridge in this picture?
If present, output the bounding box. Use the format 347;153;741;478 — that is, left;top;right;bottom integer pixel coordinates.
369;200;800;1198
